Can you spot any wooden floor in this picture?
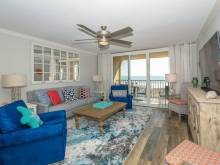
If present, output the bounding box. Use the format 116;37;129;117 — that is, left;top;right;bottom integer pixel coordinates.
124;108;190;165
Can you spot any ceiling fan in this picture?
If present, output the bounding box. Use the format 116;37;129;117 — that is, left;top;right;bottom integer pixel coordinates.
74;24;133;49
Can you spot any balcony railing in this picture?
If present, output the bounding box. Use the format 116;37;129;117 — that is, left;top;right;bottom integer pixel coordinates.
115;80;170;99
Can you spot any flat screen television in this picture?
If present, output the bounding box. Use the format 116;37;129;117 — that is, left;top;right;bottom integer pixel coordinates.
199;31;220;93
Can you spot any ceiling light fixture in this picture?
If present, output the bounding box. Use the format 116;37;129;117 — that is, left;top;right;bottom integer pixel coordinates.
98;36;109;46
75;24;133;49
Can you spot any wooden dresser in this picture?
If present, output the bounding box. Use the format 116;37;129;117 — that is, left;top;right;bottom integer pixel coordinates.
187;87;220;152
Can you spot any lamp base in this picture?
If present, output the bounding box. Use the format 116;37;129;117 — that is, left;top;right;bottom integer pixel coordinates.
11;87;21;101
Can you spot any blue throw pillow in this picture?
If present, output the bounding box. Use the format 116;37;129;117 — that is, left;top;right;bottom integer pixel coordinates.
63;88;78;103
0;100;27;133
35;90;51;105
17;106;43;128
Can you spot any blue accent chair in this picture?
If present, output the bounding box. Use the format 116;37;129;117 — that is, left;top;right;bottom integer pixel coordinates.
0;100;67;165
109;85;133;109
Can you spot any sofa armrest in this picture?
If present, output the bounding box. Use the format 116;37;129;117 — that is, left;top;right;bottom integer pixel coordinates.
39;110;66;123
128;94;133;99
0;123;65;148
109;94;113;100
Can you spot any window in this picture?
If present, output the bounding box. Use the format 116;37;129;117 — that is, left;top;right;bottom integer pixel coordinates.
32;44;80;83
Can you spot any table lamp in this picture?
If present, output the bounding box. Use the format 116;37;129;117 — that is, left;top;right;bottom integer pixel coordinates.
1;74;27;101
165;73;177;95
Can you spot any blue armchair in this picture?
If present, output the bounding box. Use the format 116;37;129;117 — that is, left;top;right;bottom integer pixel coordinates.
109;85;133;109
0;100;67;165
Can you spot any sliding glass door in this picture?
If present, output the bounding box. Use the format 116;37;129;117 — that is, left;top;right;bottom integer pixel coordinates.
130;54;148;106
149;51;169;107
112;49;169;107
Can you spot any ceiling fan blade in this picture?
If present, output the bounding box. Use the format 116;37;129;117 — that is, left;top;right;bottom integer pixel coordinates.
73;41;97;45
112;32;133;39
111;27;133;38
78;28;96;38
77;24;97;35
110;39;132;47
75;39;97;41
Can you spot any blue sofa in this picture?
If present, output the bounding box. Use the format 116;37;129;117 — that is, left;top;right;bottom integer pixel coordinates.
109;85;133;109
0;100;67;165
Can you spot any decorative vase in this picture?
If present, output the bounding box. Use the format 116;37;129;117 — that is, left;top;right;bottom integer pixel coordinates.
192;77;198;88
203;77;211;88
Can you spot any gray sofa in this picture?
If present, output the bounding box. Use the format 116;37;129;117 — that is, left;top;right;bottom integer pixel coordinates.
26;86;99;118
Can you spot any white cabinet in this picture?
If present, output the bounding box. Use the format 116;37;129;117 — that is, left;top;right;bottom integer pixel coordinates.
188;87;220;152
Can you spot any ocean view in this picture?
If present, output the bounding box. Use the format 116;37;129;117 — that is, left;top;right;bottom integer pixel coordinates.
121;75;165;80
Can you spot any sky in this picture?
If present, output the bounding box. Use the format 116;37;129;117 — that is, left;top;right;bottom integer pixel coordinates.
121;57;169;77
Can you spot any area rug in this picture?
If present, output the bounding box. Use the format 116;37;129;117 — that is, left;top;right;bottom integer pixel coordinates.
54;107;152;165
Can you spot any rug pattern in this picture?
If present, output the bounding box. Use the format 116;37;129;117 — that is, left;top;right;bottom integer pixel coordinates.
54;107;152;165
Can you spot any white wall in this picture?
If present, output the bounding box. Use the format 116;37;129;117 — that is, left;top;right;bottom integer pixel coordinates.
197;1;220;50
0;29;98;100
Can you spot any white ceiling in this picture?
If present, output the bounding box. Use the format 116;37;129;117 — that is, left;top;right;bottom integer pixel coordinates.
0;0;216;53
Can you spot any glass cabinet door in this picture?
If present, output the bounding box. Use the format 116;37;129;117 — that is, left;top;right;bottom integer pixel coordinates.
33;45;43;81
60;51;67;80
53;49;60;80
43;47;51;81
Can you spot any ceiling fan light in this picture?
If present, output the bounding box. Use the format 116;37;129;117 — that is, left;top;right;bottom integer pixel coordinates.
99;41;109;46
99;37;109;46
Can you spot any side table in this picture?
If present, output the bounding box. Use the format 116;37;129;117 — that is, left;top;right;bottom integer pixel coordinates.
0;100;9;106
94;91;106;101
26;103;37;114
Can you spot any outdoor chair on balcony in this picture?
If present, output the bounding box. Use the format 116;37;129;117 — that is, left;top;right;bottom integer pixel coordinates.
159;85;169;106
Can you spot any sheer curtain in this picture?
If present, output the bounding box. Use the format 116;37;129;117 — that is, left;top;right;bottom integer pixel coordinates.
169;43;198;93
97;53;113;100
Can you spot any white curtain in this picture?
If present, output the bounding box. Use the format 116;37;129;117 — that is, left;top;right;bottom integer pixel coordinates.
98;53;113;100
169;43;198;93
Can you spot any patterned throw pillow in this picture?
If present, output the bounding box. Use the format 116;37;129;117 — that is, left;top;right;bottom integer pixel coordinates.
62;88;78;103
112;90;127;97
80;87;89;99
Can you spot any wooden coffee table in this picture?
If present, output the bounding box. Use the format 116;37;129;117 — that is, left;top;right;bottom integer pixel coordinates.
73;102;126;133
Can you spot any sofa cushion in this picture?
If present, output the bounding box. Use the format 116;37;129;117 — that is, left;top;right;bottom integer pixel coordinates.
35;90;51;106
47;90;62;105
49;99;88;112
0;100;27;133
63;88;78;103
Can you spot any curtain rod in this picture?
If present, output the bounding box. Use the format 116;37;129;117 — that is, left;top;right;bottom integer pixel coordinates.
111;42;196;54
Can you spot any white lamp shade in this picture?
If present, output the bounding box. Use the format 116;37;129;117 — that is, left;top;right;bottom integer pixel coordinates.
93;75;103;82
165;73;177;83
1;74;27;87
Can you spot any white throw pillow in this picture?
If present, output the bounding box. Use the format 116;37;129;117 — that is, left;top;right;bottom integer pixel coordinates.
112;90;127;97
206;91;218;99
